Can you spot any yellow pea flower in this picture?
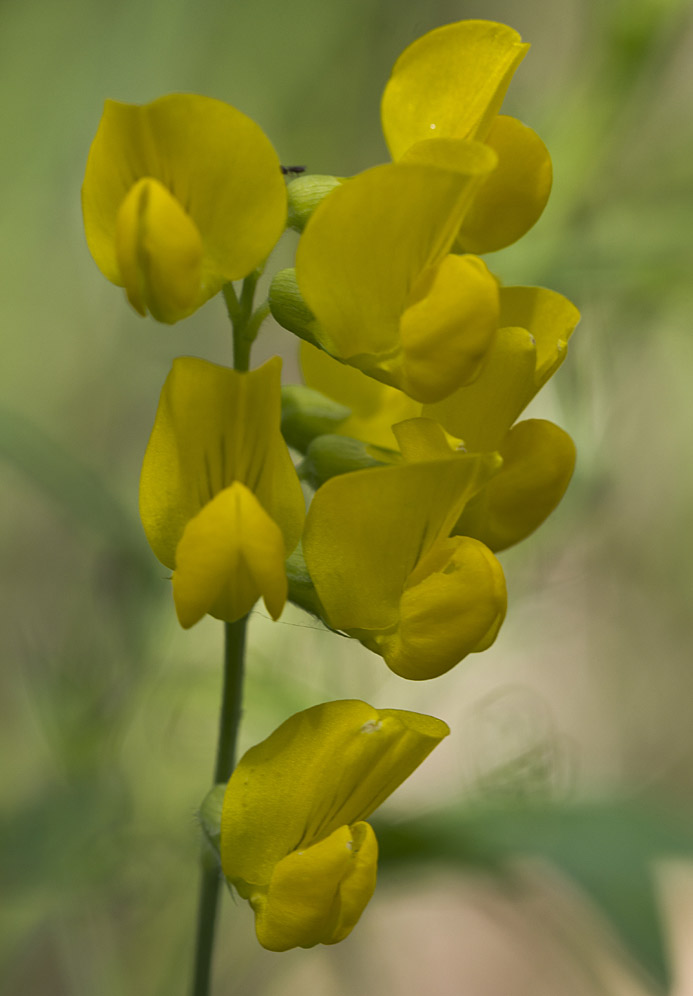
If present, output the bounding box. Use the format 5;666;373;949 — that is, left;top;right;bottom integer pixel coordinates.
298;285;579;551
424;285;581;450
82;94;286;323
381;20;552;253
221;699;449;950
294;154;501;405
302;459;506;679
401;284;580;549
139;356;304;627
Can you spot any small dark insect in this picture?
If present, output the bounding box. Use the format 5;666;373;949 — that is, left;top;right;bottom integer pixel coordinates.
280;164;307;176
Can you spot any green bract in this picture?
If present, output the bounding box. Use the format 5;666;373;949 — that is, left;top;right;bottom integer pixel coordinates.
221;700;449;950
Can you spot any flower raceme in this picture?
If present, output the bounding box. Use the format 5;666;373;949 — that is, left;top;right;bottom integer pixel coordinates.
139;356;304;627
302;458;506;679
82;94;286;323
381;20;552;254
220;700;449;950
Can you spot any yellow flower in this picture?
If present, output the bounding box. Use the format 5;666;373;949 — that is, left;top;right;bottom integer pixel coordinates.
302;459;506;679
293;153;501;404
139;356;304;627
298;285;580;551
221;699;449;950
423;285;580;549
82;94;286;323
381;20;552;253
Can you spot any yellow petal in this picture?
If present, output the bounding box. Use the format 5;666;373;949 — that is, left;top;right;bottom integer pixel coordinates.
399;135;498;174
295;155;495;362
303;457;499;632
454;419;576;551
82;94;286;314
325;821;379;944
396;253;499;403
499;285;581;390
382;20;528;159
300;342;421;449
221;699;448;891
392;417;465;461
456;116;553;254
140;356;304;569
115;177;203;323
423;325;537;451
172;481;287;627
374;536;507;679
252;822;378;951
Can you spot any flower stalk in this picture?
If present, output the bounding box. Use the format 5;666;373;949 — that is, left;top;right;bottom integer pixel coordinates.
191;617;248;996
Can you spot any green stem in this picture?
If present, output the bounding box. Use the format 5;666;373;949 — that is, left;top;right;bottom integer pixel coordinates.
233;332;252;374
190;617;248;996
223;271;268;372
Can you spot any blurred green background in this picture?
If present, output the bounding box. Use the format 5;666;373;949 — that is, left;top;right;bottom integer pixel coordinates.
2;0;693;993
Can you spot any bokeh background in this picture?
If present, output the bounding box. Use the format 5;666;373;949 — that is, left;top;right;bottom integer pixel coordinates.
2;0;693;993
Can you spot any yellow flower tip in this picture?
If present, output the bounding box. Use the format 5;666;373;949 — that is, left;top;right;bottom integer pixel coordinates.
376;536;507;680
221;699;448;949
253;821;378;951
456;116;553;254
115;177;203;323
454;419;577;551
393;416;466;462
382;20;529;160
172;481;288;628
397;254;499;403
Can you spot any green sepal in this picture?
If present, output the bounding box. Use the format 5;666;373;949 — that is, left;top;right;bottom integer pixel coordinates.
287;174;344;232
269;268;323;347
299;434;396;490
280;384;351;452
198;783;226;863
286;544;328;621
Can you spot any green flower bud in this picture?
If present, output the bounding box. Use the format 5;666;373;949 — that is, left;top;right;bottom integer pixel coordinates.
287;174;343;232
299;434;394;490
269;267;323;347
281;384;351;452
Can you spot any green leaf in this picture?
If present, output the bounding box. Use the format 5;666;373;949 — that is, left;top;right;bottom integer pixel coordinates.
376;800;693;990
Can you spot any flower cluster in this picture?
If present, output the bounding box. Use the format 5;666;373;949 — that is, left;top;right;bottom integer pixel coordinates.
82;19;578;953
